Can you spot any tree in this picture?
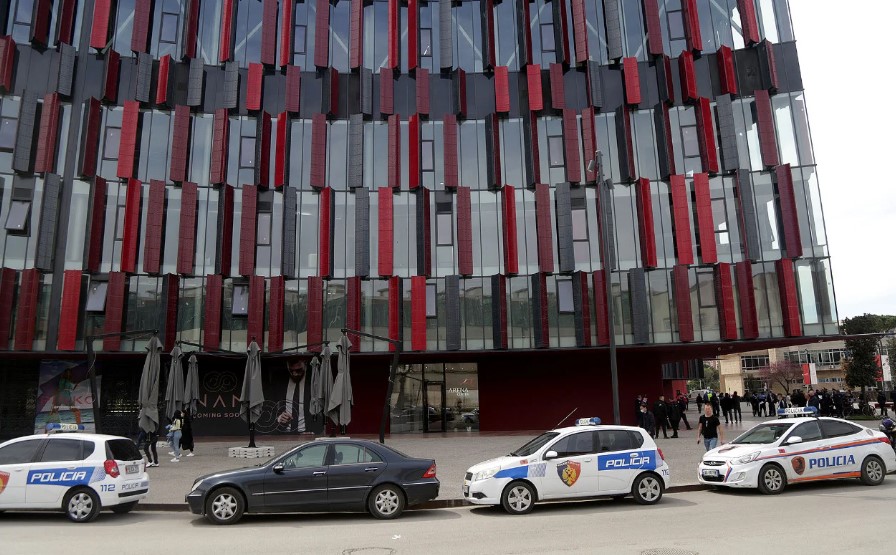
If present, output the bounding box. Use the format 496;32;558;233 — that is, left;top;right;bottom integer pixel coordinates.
688;363;719;392
758;361;803;395
842;314;896;398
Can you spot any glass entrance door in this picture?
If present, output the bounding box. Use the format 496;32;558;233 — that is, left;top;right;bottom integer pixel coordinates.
423;381;445;433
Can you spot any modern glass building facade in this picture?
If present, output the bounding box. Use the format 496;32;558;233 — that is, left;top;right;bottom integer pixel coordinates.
0;0;837;437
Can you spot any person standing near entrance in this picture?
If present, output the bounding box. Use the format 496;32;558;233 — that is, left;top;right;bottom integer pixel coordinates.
653;396;670;439
731;391;742;423
168;411;183;462
697;404;723;452
677;395;692;430
638;403;655;438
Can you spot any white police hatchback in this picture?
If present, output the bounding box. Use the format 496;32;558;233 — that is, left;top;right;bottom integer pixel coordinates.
698;407;896;494
0;424;149;522
463;418;671;514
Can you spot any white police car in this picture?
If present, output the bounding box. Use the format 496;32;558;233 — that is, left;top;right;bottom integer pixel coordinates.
0;424;149;522
463;418;671;514
698;407;896;494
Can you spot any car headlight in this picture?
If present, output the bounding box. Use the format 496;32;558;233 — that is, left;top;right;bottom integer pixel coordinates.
473;467;500;481
735;451;761;464
190;479;204;493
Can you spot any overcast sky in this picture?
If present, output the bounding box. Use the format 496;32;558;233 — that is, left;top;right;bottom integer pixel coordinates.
787;1;896;320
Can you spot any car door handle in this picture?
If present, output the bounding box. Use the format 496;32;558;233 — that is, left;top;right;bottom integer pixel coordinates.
313;471;327;476
364;467;380;472
584;459;593;462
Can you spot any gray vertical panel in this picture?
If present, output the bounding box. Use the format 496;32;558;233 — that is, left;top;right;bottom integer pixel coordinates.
348;114;364;188
555;183;574;273
13;93;38;173
57;43;76;97
439;0;453;70
522;115;536;188
320;70;331;115
628;267;650;344
736;169;761;261
354;187;370;277
653;103;671;178
254;113;266;185
484;116;496;189
514;0;529;66
445;275;461;350
587;61;603;108
531;274;546;348
223;61;239;109
603;0;623;61
599;181;617;270
360;67;372;116
656;56;672;104
551;0;565;60
614;105;632;182
715;94;739;172
490;274;503;346
281;187;297;277
135;52;153;103
36;173;62;271
187;57;204;107
415;188;426;276
572;271;585;347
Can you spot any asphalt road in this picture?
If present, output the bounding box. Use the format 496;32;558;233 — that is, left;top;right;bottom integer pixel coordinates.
3;479;891;554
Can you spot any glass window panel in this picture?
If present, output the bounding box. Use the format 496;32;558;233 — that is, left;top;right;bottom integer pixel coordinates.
257;212;271;245
572;209;588;241
104;127;121;160
557;279;574;313
240;137;255;168
426;283;436;318
85;282;108;312
540;24;554;52
437;212;453;246
548;136;564;167
160;13;178;43
0;117;16;150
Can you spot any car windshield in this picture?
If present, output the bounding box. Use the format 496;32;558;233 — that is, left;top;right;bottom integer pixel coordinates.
730;423;795;445
511;432;560;457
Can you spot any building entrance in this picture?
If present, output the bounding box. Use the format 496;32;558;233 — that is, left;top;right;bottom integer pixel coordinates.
390;363;479;433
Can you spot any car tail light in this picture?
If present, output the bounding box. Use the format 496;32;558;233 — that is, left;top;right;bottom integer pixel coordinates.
880;437;891;445
657;448;665;461
104;460;120;478
422;462;437;479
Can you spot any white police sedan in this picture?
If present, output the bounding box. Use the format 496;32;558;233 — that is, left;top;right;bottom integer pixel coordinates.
0;424;149;522
463;418;671;514
698;407;896;494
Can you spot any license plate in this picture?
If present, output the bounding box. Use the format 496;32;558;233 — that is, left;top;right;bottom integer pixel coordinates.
702;469;719;477
126;464;139;474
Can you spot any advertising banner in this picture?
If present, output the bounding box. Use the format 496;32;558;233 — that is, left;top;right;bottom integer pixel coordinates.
34;361;99;434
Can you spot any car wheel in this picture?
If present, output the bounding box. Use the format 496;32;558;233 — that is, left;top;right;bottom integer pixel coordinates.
631;473;664;505
860;455;886;486
63;488;101;523
204;487;245;525
368;484;406;519
110;501;138;514
757;464;786;495
500;481;536;515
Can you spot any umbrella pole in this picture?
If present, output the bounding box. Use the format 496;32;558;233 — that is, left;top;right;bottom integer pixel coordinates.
248;422;256;448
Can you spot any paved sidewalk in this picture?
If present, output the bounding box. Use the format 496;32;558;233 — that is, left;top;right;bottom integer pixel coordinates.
137;411;768;510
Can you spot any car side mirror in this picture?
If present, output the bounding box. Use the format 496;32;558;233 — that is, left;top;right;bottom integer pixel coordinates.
273;464;285;473
785;436;803;445
544;450;558;460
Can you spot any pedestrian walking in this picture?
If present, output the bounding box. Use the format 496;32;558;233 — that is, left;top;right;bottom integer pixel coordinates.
878;390;888;417
167;410;184;462
138;428;159;467
697;404;723;452
710;392;720;417
696;393;703;414
721;393;732;424
638;403;656;438
667;399;681;438
732;391;742;423
653;396;670;439
180;408;195;457
677;395;692;430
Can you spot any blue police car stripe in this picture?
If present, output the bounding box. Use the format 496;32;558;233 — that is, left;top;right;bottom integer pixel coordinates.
27;466;97;487
597;450;658;471
494;466;529;479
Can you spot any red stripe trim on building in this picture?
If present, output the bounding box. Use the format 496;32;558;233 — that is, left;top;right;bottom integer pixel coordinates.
581;107;597;183
502;185;518;275
736;260;759;339
562;108;581;183
156;54;171;106
142;180;166;275
183;0;200;58
34;92;60;173
203;274;223;351
285;65;301;113
527;64;543;111
672;265;694;342
669;174;694;265
90;0;113;49
457;186;473;276
86;176;107;273
131;0;152;53
268;275;285;351
737;0;761;45
388;276;401;351
571;0;589;63
239;185;258;276
483;0;496;69
388;0;399;69
170;104;191;182
388;115;400;189
693;173;717;264
717;45;738;95
678;50;697;104
102;272;126;351
257;111;271;187
695;97;719;174
443;114;458;189
275;112;289;187
378;187;394;276
219;185;234;277
529;112;542;184
495;66;510;113
102;49;120;102
623;57;641;105
57;270;81;351
178;182;198;275
261;0;278;66
411;276;427;351
456;68;467;117
535;183;554;274
635;177;657;268
755;89;779;167
0;268;17;350
247;63;264;111
219;0;235;62
775;164;803;259
416;68;430;114
56;0;77;45
0;36;16;92
350;0;364;70
314;0;330;68
280;0;295;67
80;98;102;177
121;178;143;274
117;100;141;179
776;259;802;337
409;113;421;190
550;63;565;110
592;270;610;346
319;186;334;277
210;108;229;184
310;113;327;189
761;39;779;92
643;0;663;56
714;263;737;340
682;0;702;53
248;275;266;350
380;66;394;115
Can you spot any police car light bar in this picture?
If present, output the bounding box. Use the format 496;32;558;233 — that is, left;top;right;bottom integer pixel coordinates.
45;423;86;433
776;406;818;418
575;417;602;426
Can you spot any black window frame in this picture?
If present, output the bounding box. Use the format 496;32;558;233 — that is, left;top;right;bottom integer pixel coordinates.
820;419;862;439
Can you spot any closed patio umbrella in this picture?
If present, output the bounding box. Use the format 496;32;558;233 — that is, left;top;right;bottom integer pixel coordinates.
239;341;264;447
319;343;335;431
137;336;163;433
183;353;200;413
309;356;323;418
328;334;353;435
165;345;185;420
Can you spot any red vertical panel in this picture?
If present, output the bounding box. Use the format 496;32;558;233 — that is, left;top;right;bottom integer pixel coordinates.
307;276;323;351
717;46;738;96
380;67;394;115
117;100;141;179
776;259;801;337
534;184;554;274
502;185;519;275
13;269;38;350
268;275;285;351
408;0;419;71
314;0;330;68
388;115;401;189
0;36;16;92
714;263;737;340
581;107;597;182
416;68;430;115
642;0;663;56
319;186;334;277
247;275;266;350
483;0;496;69
669;174;694;265
183;0;200;58
102;272;126;351
203;274;223;351
695;97;719;174
487;113;502;189
678;50;697;104
623;57;641;105
457;186;473;276
456;68;467;117
635;177;657;268
736;260;759;340
378;187;394;276
577;273;592;347
493;274;508;349
310;113;328;189
34;92;60;173
571;0;588;63
693;173;717;264
494;66;510;113
56;270;82;351
275;112;289;187
247;63;264;111
219;0;235;62
350;0;364;70
410;276;426;351
170;105;192;182
209;109;229;184
660;55;674;104
80;98;102;177
755;89;779;167
671;265;694;342
56;0;78;45
591;270;610;346
345;276;362;347
219;185;234;277
178;182;198;274
90;0;112;49
682;0;702;53
0;268;17;349
409;114;421;190
775;164;803;259
443;115;458;189
562;108;581;183
387;276;401;350
257;111;271;187
143;180;166;275
285;65;301;113
86;177;107;273
240;185;258;276
388;0;399;69
549;63;565;110
156;54;171;106
261;0;278;66
131;0;152;53
162;275;179;350
102;49;121;102
737;0;761;46
280;0;295;67
419;187;431;277
121;179;143;274
761;40;779;92
521;0;533;63
527;64;543;111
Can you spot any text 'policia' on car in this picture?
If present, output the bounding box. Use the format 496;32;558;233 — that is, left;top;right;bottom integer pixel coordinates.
463;417;671;514
698;406;896;494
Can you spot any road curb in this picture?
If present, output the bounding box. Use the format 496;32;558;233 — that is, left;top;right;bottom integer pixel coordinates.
136;484;711;513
